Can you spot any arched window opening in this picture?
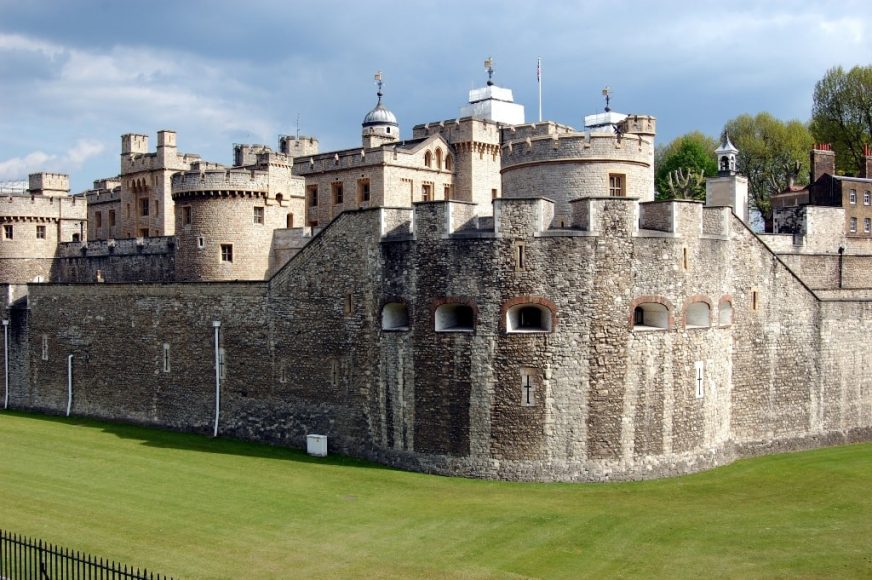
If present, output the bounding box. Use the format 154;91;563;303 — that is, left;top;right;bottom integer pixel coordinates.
286;213;294;228
720;156;730;172
424;151;432;168
719;300;733;326
382;302;409;331
685;302;711;329
506;304;552;333
276;193;284;204
445;154;453;171
633;302;669;330
435;148;443;170
435;303;475;332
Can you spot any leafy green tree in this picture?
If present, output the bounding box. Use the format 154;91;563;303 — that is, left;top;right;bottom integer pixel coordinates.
654;132;718;200
810;65;872;175
722;113;813;231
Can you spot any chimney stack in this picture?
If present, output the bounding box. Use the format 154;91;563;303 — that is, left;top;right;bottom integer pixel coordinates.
810;144;835;183
860;143;872;179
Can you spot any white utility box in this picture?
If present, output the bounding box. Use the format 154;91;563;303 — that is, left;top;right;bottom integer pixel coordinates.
306;434;328;457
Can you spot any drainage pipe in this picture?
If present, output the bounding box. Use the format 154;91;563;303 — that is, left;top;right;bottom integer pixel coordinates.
66;354;73;416
212;320;221;437
2;319;8;410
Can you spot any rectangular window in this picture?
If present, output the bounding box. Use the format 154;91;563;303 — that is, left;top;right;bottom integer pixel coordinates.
358;180;370;203
422;183;433;201
3;225;12;240
41;335;48;361
36;225;46;239
849;190;857;204
332;182;343;205
95;211;103;229
108;210;116;227
865;191;870;205
344;292;353;315
197;236;205;249
126;204;131;218
253;206;264;224
444;185;452;200
183;206;192;225
850;217;857;233
220;243;233;262
865;218;871;233
492;188;498;200
307;185;318;207
154;200;159;215
609;174;625;196
140;198;150;216
139;228;149;238
163;343;170;373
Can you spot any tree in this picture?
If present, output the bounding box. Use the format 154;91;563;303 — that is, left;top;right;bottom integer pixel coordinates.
654;132;718;200
810;65;872;175
721;113;813;231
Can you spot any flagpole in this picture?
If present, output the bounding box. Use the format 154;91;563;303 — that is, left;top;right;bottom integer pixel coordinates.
537;57;542;122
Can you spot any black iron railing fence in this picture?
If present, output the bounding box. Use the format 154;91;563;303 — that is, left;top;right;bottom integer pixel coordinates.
0;530;172;579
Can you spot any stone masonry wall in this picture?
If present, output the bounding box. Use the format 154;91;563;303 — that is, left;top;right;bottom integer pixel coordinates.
4;198;871;482
10;283;272;439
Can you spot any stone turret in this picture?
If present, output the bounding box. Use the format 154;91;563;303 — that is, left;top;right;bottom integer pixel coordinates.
362;72;399;149
706;136;749;224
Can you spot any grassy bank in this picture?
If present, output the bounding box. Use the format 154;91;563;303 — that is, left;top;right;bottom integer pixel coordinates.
1;411;870;578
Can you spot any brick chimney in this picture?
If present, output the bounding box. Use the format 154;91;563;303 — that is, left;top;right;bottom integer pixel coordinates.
860;143;872;179
810;144;835;182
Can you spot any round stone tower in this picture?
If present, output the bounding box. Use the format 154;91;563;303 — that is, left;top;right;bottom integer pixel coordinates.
500;115;656;228
171;168;287;281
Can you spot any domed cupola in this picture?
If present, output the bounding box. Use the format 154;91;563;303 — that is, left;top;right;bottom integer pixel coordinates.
362;71;399;148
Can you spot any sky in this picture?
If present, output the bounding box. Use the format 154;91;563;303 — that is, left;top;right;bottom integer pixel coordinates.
0;0;870;193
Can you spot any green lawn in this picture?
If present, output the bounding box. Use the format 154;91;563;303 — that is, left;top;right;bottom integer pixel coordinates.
1;412;870;579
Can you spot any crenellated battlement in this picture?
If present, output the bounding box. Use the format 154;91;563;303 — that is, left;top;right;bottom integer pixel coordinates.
412;117;501;144
171;169;271;198
500;121;575;142
28;172;70;196
0;192;85;219
378;196;729;244
279;135;319;158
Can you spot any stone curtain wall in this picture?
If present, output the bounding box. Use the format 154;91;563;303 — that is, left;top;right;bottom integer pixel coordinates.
3;199;871;482
776;254;872;290
14;283;272;437
52;238;175;283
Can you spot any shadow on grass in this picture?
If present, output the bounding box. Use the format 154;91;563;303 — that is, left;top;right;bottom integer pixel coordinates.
1;409;398;473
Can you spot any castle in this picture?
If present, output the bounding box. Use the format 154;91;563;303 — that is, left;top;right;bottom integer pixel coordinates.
0;69;869;482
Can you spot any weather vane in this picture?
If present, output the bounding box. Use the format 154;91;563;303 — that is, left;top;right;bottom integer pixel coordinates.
484;57;494;86
374;70;384;98
602;86;611;112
